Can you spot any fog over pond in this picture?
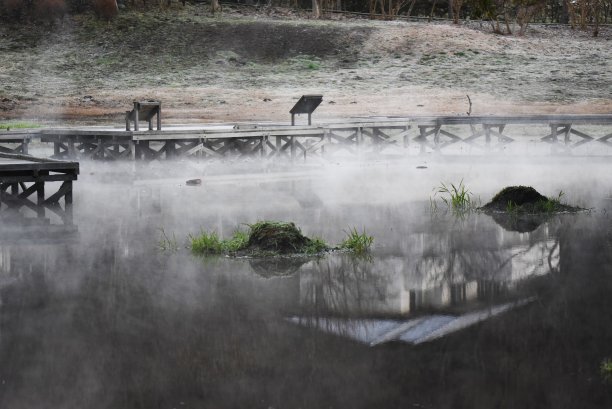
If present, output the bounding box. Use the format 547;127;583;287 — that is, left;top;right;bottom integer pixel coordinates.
1;152;612;408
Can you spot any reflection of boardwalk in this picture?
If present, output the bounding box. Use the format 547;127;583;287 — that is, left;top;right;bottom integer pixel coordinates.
0;153;79;224
2;114;612;160
289;298;535;346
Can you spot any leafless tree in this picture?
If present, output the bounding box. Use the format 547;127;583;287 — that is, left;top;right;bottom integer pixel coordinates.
451;0;464;24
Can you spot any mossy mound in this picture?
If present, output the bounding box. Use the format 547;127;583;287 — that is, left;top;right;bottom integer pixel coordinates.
481;186;579;214
483;186;548;211
246;221;313;254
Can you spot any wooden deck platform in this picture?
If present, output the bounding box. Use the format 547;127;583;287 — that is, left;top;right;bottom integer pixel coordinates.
2;114;612;160
0;153;79;223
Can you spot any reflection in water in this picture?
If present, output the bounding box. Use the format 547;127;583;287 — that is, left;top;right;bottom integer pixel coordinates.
297;225;559;318
290;297;535;346
491;212;549;233
249;256;309;278
0;210;77;242
292;220;560;345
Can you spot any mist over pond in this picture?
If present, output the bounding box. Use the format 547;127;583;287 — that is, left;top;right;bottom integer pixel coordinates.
1;154;612;408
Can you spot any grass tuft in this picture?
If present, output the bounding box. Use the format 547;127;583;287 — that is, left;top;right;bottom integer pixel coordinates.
304;236;329;255
190;229;251;255
601;358;612;383
157;228;179;252
190;230;224;254
223;229;249;252
340;227;374;255
433;179;476;213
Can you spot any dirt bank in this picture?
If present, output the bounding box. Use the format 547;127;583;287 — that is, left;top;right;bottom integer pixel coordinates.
0;4;611;125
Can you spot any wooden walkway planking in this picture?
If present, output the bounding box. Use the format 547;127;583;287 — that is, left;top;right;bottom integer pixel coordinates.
4;114;612;160
0;152;79;223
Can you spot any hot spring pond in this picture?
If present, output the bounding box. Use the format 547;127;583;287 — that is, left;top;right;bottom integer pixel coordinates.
1;157;612;408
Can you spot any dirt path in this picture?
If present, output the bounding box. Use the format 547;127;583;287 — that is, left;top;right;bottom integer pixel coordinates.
0;5;611;125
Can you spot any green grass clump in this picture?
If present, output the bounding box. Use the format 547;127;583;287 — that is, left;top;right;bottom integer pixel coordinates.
190;222;329;256
433;180;475;212
223;230;249;252
506;200;518;213
534;190;565;213
190;229;250;255
601;359;612;383
304;237;329;255
190;230;225;254
0;121;41;130
189;222;381;257
340;227;374;255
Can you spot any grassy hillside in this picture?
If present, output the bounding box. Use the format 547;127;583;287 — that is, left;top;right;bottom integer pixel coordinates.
0;4;610;124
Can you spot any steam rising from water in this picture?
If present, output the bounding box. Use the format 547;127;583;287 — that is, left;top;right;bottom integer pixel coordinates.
1;153;612;408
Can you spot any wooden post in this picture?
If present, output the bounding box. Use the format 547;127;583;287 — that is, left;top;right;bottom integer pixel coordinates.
373;128;380;153
36;181;45;218
134;102;140;131
166;141;175;159
419;126;427;155
497;125;505;144
260;137;265;157
157;103;162;130
550;124;559;155
308;113;312;126
129;141;136;160
98;138;104;160
550;124;558;143
433;126;441;152
68;140;76;158
290;137;296;160
65;180;73;224
291;114;295;126
564;124;571;145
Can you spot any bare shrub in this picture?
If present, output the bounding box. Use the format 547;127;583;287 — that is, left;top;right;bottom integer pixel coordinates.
92;0;118;19
516;1;545;35
451;0;464;24
34;0;67;23
1;0;28;19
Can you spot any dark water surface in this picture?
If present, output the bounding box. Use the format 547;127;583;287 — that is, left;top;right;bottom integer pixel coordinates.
1;157;612;408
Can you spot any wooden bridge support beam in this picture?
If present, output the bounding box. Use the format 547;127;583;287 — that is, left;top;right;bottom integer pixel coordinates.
0;140;29;155
0;179;74;224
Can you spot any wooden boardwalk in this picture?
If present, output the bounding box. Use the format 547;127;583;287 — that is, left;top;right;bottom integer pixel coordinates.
0;153;79;223
1;114;612;161
0;130;32;155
